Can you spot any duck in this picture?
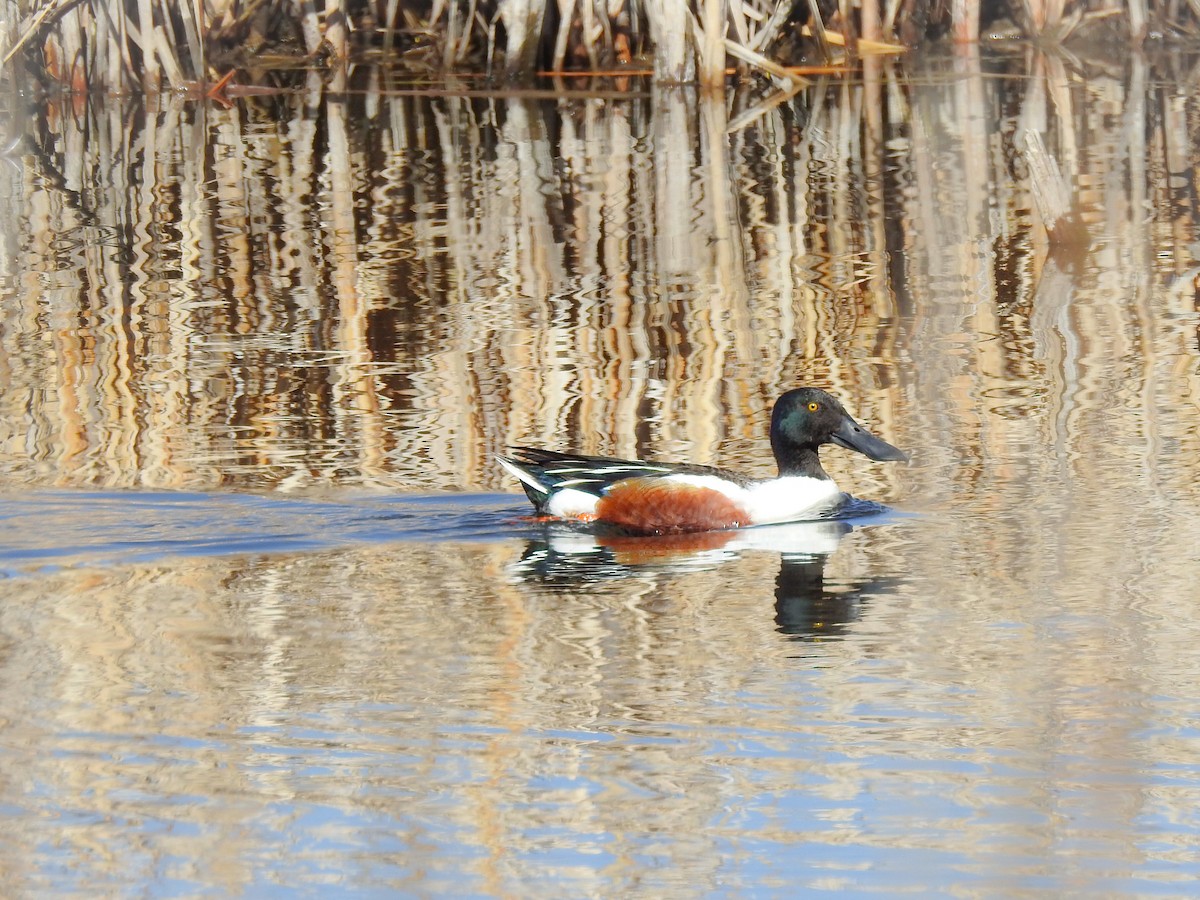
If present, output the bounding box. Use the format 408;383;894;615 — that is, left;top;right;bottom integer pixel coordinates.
497;387;908;536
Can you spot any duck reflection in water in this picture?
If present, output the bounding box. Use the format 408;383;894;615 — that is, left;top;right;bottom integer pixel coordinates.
508;513;904;641
773;551;902;640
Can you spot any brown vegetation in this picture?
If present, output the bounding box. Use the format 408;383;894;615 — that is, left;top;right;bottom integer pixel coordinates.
2;0;1196;92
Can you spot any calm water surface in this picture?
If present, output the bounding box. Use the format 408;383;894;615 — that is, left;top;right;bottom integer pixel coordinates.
3;48;1200;896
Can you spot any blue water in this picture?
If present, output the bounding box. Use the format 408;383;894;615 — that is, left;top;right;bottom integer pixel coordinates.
0;490;520;573
0;489;898;574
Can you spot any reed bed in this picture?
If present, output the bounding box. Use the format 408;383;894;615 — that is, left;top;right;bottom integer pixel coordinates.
2;0;1198;92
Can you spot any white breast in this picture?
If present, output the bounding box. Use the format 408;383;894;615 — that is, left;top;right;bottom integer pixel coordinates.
742;476;844;525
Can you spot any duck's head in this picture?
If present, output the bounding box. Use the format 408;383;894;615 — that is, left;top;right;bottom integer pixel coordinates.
770;388;908;477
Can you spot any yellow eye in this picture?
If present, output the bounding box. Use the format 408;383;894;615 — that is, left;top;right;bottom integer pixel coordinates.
807;401;820;412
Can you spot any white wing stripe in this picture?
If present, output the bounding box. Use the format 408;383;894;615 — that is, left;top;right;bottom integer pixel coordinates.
496;457;547;493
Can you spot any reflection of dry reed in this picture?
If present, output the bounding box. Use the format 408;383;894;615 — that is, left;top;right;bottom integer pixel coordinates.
2;52;1200;504
5;500;1200;892
0;536;906;892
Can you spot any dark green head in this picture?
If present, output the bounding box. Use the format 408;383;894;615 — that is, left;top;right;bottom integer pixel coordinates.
770;388;908;478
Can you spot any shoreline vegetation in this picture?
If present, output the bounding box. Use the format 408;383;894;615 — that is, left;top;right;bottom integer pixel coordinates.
1;0;1198;93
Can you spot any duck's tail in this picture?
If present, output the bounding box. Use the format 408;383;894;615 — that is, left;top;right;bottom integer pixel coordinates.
495;454;552;512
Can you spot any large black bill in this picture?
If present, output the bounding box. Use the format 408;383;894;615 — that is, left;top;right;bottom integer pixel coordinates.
830;416;909;463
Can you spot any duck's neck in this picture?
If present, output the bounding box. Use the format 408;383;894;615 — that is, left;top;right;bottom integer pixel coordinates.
774;445;831;480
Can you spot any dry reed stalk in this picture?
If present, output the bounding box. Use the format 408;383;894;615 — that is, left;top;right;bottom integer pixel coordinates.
860;0;880;40
135;0;160;85
8;0;1200;93
798;23;902;54
381;0;402;54
698;0;727;87
500;0;546;78
442;0;461;66
1129;0;1150;38
325;0;348;56
180;0;206;75
580;0;598;70
803;0;833;61
951;0;979;42
642;0;693;82
723;37;795;82
882;0;904;37
299;0;325;54
552;0;577;70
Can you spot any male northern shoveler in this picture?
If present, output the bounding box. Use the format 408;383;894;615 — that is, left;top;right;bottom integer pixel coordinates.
497;387;908;535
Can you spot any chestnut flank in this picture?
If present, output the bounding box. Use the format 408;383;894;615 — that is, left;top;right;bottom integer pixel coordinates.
595;478;751;535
